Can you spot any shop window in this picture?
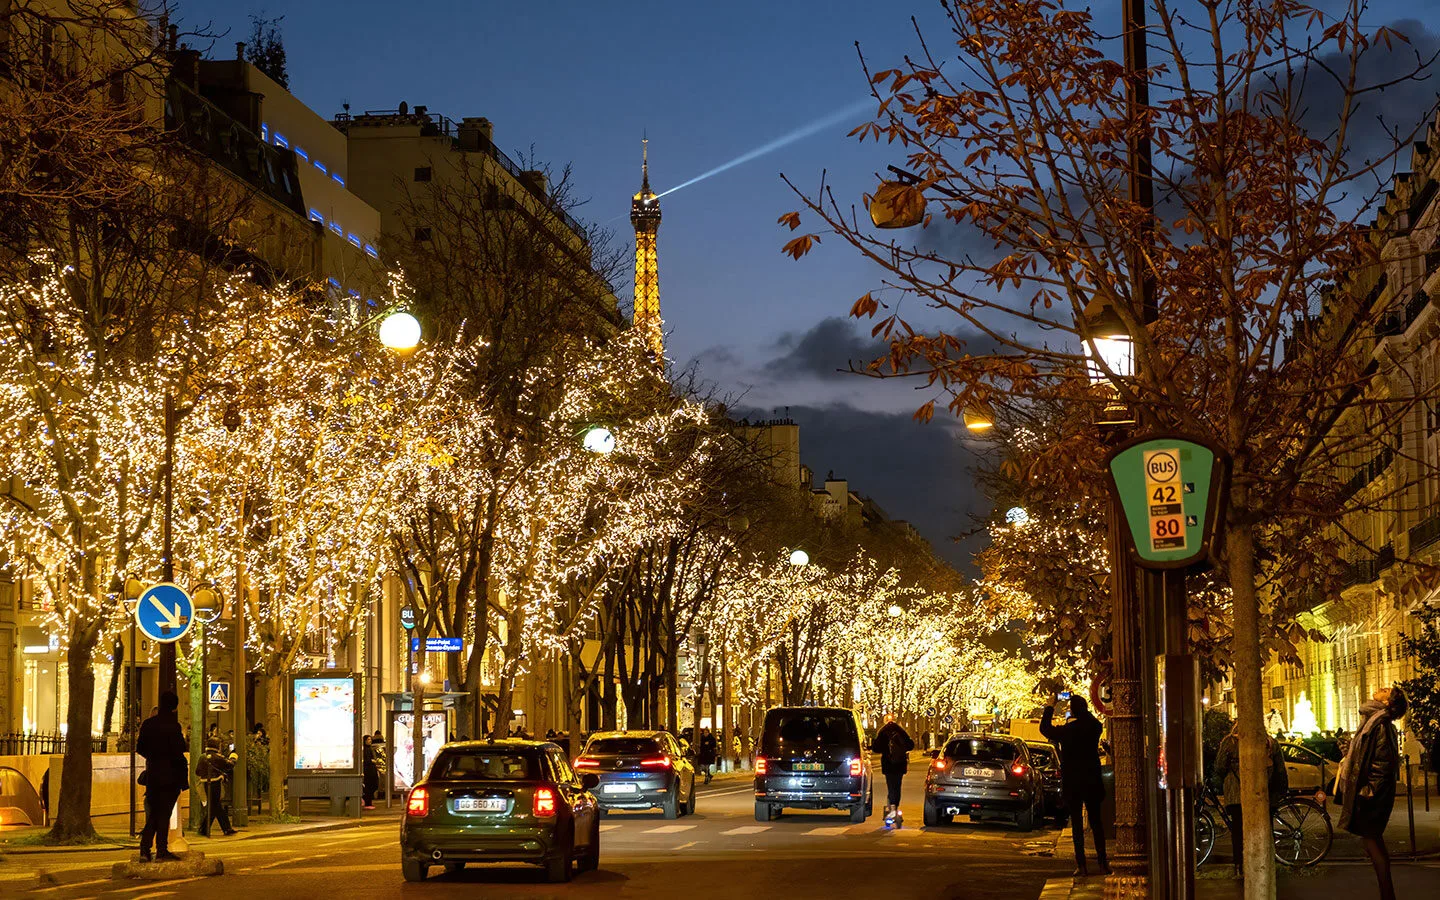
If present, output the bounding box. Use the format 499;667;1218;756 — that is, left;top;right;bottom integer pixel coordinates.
414;166;431;182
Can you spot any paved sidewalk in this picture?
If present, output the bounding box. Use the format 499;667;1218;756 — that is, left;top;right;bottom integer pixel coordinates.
1044;863;1440;898
0;805;402;855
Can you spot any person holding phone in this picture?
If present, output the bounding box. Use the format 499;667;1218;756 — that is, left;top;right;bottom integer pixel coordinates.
1040;691;1108;877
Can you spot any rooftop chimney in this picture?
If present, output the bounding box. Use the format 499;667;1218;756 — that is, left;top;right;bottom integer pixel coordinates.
458;117;493;152
235;41;245;61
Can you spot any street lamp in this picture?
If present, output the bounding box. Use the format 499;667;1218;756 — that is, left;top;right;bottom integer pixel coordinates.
788;548;810;567
379;310;422;353
887;604;903;618
582;425;617;455
962;404;995;432
1005;506;1030;527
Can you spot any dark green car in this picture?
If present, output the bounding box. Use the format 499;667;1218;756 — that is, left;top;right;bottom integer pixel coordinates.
399;740;601;883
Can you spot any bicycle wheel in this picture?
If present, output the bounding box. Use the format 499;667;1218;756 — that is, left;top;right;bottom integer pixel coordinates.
1195;807;1217;867
1271;797;1332;868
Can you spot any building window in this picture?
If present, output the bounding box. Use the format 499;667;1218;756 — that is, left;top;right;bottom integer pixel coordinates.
414;226;432;241
414;166;432;182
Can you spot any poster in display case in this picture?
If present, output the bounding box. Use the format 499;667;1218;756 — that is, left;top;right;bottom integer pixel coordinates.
389;708;451;791
289;674;361;774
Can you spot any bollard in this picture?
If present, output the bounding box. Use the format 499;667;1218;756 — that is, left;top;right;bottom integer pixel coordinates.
1406;760;1417;857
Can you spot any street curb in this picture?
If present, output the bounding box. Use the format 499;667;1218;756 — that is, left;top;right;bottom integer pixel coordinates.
1038;877;1073;899
0;814;399;856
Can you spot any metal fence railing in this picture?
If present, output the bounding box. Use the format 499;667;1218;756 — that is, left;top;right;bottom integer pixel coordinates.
0;732;109;755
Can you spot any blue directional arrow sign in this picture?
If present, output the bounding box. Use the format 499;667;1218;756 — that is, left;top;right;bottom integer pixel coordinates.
135;583;194;643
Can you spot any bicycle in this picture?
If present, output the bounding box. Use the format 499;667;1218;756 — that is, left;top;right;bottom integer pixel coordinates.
1194;782;1332;868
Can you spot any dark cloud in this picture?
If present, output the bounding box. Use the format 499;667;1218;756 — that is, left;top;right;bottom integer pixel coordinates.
1295;18;1440;169
767;317;890;379
736;402;987;573
765;316;1004;381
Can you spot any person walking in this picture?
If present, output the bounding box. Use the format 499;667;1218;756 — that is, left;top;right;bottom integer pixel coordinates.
1040;695;1109;877
1213;719;1288;880
362;734;379;809
1328;687;1406;900
698;729;718;784
197;736;236;837
871;715;914;828
136;691;189;862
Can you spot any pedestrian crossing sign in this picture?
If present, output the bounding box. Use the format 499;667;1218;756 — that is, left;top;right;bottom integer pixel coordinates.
208;681;230;711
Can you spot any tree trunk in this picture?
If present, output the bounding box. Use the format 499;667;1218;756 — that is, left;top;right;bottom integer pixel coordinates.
603;642;618;730
186;639;205;830
265;673;288;819
720;651;732;772
1226;511;1275;898
102;638;123;738
49;630;98;841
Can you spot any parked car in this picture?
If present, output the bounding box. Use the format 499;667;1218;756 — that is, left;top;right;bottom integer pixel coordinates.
1024;740;1066;822
399;739;600;883
1278;741;1332;794
753;706;872;823
924;733;1043;830
574;731;696;818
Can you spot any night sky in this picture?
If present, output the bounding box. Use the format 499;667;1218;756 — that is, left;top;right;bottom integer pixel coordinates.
175;0;1430;570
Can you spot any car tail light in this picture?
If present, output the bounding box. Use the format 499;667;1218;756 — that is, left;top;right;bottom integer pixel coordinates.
932;758;948;772
849;758;863;777
755;757;768;776
1011;763;1029;777
534;786;557;817
640;756;672;769
574;757;600;769
406;787;429;817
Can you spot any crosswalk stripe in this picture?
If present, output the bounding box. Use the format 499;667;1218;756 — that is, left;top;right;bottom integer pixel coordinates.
643;824;697;834
804;826;854;836
721;825;771;835
599;824;622;832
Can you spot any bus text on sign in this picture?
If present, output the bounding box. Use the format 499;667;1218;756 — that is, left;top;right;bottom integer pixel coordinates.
1143;449;1186;552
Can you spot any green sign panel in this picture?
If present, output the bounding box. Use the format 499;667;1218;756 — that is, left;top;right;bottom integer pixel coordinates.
1106;435;1230;569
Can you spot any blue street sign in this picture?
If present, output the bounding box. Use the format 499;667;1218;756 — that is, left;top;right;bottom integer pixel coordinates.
208;681;230;710
135;583;193;644
410;636;463;653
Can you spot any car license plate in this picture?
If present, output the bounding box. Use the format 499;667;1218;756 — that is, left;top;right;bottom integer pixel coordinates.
603;783;638;794
793;762;825;772
454;797;507;812
962;767;997;778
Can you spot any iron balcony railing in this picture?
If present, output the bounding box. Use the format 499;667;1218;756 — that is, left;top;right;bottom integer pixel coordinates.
0;732;109;755
1410;512;1440;554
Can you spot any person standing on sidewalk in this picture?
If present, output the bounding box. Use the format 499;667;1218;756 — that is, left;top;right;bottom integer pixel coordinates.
1040;695;1109;877
871;715;914;827
136;691;188;861
362;734;379;809
1214;719;1287;880
1329;687;1406;900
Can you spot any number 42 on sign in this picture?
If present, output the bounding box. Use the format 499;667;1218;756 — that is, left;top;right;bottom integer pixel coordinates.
1143;449;1186;552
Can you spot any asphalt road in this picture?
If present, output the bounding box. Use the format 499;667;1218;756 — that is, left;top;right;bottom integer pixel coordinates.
0;773;1070;899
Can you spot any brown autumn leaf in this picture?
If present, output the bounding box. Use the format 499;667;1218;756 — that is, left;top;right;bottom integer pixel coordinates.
781;234;820;260
777;211;802;231
850;292;880;319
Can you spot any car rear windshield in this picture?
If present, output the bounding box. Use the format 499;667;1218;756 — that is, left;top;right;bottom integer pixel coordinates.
945;739;1019;762
762;710;858;755
1027;746;1056;767
586;737;663;755
432;751;536;781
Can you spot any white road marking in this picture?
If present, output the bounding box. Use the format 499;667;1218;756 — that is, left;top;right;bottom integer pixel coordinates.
599;824;622;832
805;826;854;836
721;825;771;835
130;892;176;900
671;841;698;850
27;876;111;893
642;824;696;834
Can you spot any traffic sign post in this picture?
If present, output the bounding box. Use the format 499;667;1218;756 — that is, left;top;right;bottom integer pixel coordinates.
1106;433;1228;900
135;583;194;644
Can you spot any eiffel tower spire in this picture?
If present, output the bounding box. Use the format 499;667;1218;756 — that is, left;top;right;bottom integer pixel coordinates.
631;137;662;358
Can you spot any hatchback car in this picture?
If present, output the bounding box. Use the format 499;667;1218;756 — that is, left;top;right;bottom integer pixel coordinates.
1278;741;1333;795
574;731;696;818
753;706;872;823
924;734;1043;830
1024;740;1066;822
399;740;600;883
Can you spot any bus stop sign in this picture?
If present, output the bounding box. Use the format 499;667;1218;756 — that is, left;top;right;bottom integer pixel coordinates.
1106;434;1230;570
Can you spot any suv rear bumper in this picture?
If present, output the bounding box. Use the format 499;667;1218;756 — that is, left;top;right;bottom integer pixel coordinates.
401;823;558;864
755;775;865;808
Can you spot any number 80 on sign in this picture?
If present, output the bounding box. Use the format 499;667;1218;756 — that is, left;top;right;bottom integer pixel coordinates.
1144;449;1186;552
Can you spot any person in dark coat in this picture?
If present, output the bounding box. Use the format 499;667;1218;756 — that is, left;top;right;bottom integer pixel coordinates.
870;716;914;824
136;691;188;861
196;736;236;837
1213;721;1287;879
697;729;718;784
362;734;379;809
1329;687;1406;900
1040;696;1109;876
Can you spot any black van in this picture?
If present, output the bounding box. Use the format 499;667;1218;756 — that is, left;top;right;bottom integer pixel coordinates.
753;707;872;823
